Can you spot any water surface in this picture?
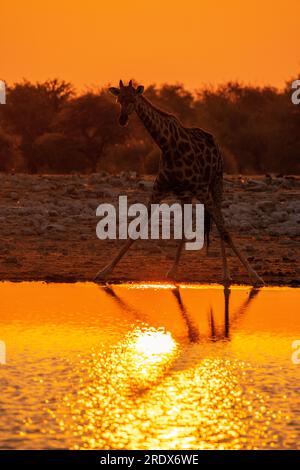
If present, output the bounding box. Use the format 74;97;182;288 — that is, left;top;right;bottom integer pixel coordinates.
0;282;300;449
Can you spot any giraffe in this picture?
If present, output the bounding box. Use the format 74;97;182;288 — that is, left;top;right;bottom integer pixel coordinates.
95;80;264;286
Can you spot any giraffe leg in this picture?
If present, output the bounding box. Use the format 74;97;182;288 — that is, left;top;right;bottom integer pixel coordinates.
220;237;232;286
166;198;190;280
166;238;185;279
210;203;264;286
94;237;136;280
94;194;162;280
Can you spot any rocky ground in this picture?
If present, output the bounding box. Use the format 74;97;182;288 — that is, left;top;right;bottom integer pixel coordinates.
0;172;299;285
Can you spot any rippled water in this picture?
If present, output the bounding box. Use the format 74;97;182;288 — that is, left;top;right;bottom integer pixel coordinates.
0;282;300;449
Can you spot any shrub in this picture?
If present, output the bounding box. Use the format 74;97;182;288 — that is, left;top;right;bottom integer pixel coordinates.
0;127;23;172
33;133;89;173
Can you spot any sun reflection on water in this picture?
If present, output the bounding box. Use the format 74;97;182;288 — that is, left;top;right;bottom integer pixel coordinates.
132;329;176;359
54;325;288;450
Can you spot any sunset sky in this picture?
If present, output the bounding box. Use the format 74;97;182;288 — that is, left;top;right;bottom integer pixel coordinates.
2;0;300;91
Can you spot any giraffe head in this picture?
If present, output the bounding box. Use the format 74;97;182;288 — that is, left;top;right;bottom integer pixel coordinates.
109;80;144;126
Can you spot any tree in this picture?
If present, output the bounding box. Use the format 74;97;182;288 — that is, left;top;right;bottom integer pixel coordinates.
0;127;23;172
194;82;283;173
145;84;196;125
33;133;89;173
54;90;128;172
1;79;74;172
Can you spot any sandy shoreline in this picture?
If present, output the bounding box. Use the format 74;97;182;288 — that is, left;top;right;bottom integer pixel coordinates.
1;172;299;286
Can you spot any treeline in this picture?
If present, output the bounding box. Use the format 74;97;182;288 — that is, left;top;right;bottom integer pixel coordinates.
0;77;299;175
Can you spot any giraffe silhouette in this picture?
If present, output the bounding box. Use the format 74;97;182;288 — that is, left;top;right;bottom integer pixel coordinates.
95;80;264;286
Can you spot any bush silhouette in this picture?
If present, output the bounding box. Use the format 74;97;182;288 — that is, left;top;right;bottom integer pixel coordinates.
0;127;23;172
33;133;89;173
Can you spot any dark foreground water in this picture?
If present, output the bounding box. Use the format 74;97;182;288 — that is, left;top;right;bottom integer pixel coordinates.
0;282;300;449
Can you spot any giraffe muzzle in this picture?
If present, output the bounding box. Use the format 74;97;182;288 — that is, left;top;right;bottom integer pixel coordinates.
119;113;129;127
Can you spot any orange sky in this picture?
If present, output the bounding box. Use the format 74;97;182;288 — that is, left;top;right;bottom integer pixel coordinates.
2;0;300;91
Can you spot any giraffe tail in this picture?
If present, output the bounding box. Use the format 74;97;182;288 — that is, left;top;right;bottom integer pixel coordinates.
204;208;212;252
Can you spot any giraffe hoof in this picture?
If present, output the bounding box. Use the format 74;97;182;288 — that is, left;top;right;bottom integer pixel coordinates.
253;277;265;287
249;271;265;287
223;277;232;287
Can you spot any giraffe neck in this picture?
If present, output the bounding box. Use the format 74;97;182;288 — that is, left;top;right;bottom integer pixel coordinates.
135;95;172;150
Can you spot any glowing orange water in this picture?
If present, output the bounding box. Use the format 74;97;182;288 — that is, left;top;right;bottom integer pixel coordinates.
0;282;299;449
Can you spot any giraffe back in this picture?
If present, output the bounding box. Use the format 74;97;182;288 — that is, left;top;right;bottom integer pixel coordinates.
157;122;223;203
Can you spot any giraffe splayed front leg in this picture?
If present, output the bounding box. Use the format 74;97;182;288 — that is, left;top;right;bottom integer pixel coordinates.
94;236;136;281
94;195;163;281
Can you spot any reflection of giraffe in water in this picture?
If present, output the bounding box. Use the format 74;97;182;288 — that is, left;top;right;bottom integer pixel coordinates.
95;80;265;286
100;283;261;344
171;286;260;343
209;287;260;341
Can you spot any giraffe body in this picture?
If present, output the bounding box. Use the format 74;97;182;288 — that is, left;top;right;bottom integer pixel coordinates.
94;80;264;286
135;95;223;208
